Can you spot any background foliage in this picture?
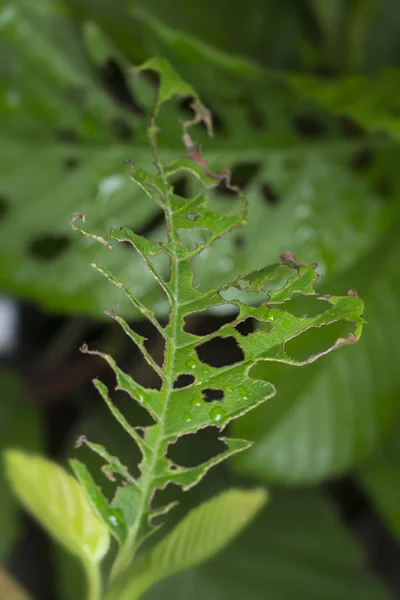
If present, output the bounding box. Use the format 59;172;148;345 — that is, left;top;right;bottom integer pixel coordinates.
1;0;400;598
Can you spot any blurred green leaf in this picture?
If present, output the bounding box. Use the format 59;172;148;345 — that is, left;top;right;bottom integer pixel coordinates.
5;452;110;588
358;414;400;540
1;0;398;319
233;229;400;483
143;489;388;600
110;489;267;600
0;370;43;561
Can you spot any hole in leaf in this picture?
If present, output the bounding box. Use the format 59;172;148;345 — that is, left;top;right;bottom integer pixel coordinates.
99;58;144;114
173;374;195;389
0;194;10;221
171;175;189;198
64;85;86;108
63;157;80;170
235;317;256;337
220;287;268;307
293;114;327;139
195;336;244;368
178;228;210;250
133;210;165;238
261;181;280;205
216;162;260;197
168;428;227;467
110;117;133;141
29;235;71;260
184;305;239;335
56;128;80;143
202;388;224;402
351;147;376;172
338;115;364;138
277;293;331;318
233;235;246;250
285;321;355;362
375;178;393;200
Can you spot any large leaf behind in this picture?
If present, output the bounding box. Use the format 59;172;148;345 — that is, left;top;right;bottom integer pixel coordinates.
144;489;388;600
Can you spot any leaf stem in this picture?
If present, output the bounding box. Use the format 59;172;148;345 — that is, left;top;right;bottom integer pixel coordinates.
85;561;102;600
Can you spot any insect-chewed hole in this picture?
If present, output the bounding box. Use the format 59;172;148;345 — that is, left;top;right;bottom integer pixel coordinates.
233;235;246;250
177;228;210;250
374;178;393;200
292;114;328;139
56;128;80;142
173;374;195;389
168;428;228;467
285;321;355;362
110;117;133;141
171;175;189;198
195;336;244;368
202;388;224;402
235;317;257;337
277;293;331;318
29;235;71;260
216;162;260;197
184;304;239;335
350;147;376;172
220;287;268;307
261;182;280;205
338;115;364;138
0;194;10;222
63;156;80;170
99;58;144;114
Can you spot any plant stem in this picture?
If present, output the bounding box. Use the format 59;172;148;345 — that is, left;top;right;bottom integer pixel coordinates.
85;561;102;600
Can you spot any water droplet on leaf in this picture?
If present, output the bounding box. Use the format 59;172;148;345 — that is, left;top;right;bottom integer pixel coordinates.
209;407;226;422
190;397;202;408
182;413;192;423
185;360;197;370
239;386;248;400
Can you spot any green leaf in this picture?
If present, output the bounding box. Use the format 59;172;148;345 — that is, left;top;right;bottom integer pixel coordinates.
288;69;400;141
0;370;43;561
69;57;364;583
358;414;400;540
5;451;110;598
144;489;387;600
110;488;267;600
233;229;400;483
1;1;398;318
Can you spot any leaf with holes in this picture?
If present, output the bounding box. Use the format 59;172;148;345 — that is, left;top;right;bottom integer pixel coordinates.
5;451;110;596
108;488;267;600
233;229;400;483
65;58;364;596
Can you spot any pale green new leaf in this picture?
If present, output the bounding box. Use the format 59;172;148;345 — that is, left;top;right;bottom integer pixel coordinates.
110;488;267;600
5;451;110;566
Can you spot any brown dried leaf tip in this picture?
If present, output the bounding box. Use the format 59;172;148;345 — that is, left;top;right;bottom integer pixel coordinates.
280;251;298;266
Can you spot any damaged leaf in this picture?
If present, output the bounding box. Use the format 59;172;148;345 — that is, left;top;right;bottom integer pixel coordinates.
67;58;364;594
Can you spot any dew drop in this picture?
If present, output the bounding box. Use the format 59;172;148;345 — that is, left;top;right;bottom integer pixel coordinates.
182;413;192;423
239;386;248;400
226;386;234;394
185;360;197;370
137;394;144;404
209;406;226;422
190;397;202;408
